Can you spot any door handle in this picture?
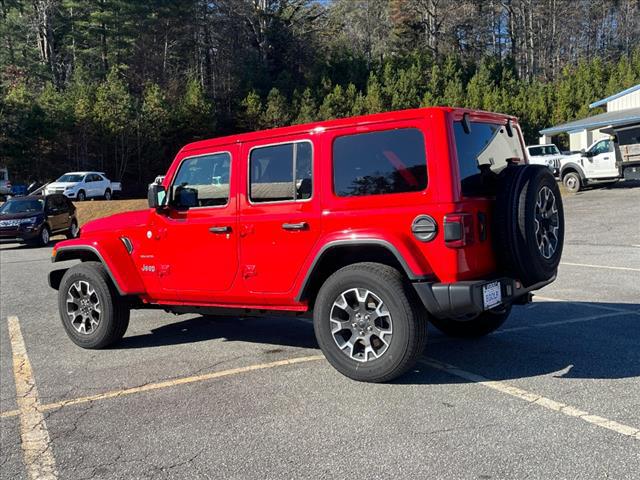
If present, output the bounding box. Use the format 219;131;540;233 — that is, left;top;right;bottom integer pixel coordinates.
282;222;308;231
209;226;232;234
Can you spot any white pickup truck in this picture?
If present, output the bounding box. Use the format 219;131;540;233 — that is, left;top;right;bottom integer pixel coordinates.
558;139;621;193
44;171;122;201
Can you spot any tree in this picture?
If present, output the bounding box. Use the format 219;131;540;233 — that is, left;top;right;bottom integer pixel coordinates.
93;65;133;179
295;88;318;124
261;87;290;128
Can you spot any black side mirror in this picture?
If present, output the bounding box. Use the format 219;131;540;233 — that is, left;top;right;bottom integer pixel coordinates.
174;185;198;209
148;183;167;209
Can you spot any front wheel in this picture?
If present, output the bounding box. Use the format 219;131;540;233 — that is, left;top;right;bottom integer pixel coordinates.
429;304;512;338
104;189;112;200
58;262;130;349
313;262;427;383
562;172;581;193
77;190;86;201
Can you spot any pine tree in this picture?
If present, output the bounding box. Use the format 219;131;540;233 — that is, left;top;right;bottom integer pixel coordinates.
262;88;290;128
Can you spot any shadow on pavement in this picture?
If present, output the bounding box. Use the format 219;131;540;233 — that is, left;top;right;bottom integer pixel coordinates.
116;314;319;350
115;301;640;383
0;239;62;251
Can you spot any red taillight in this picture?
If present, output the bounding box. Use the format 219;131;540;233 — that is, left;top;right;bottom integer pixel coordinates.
443;213;474;248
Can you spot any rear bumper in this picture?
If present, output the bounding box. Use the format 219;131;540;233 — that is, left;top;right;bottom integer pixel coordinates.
413;276;554;318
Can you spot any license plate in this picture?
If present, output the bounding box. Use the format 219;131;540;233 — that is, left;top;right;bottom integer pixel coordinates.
482;281;502;309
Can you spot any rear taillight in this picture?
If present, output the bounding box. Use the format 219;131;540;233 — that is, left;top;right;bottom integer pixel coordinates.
444;213;474;248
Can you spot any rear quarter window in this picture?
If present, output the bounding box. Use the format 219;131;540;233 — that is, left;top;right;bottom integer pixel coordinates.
454;121;524;197
332;128;427;197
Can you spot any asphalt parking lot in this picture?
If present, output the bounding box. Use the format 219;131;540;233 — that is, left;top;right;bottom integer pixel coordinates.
1;182;639;479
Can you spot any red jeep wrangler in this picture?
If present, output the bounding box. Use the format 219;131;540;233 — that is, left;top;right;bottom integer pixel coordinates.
49;107;564;382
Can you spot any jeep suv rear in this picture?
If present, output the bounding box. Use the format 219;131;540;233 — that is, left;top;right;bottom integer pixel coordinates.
49;107;564;382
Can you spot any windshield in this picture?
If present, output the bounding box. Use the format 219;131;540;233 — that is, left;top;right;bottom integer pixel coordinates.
454;120;524;197
529;145;559;156
56;174;84;182
0;199;44;214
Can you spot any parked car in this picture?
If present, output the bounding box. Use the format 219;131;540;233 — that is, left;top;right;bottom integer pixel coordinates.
559;138;620;193
44;171;122;201
0;194;79;246
48;107;564;383
525;144;569;177
0;166;11;199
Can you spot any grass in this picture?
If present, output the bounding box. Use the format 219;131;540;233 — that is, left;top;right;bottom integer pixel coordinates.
75;199;147;226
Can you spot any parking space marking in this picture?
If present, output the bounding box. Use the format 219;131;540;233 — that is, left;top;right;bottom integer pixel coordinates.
8;316;59;480
0;355;324;420
534;296;640;314
560;261;640;272
421;358;640;440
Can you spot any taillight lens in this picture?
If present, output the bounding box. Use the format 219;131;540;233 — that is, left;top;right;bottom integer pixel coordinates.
444;213;474;248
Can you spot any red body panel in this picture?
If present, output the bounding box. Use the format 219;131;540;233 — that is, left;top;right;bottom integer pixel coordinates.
52;107;525;311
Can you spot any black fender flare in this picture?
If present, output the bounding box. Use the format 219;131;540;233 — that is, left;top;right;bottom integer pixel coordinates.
295;239;423;302
560;162;586;180
50;245;125;294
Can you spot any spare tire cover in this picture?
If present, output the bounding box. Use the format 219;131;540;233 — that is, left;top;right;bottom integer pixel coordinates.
493;165;564;287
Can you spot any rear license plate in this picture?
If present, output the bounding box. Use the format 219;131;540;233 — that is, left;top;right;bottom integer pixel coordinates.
482;281;502;309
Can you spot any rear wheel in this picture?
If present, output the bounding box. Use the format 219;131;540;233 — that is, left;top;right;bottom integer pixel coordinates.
66;220;79;239
104;189;112;200
38;225;50;246
58;262;130;349
562;171;581;193
313;262;427;383
430;304;512;338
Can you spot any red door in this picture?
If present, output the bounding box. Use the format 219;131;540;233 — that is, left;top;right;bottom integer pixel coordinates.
239;139;321;295
152;149;239;301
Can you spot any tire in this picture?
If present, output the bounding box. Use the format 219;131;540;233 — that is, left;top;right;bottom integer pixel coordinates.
77;190;86;201
494;165;564;287
58;262;130;349
430;304;512;338
66;220;79;239
36;225;51;247
104;189;112;200
562;172;581;193
313;262;427;383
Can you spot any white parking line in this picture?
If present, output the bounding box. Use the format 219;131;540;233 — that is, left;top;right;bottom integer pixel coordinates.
534;296;640;315
8;316;59;480
421;358;640;440
560;261;640;272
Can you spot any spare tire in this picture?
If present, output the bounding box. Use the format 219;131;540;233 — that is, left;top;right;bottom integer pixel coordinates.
493;165;564;287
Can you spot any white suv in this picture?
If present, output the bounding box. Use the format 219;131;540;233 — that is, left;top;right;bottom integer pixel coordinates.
525;144;568;177
44;172;121;201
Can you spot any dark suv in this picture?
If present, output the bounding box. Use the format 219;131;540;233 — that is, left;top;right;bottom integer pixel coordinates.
0;194;79;246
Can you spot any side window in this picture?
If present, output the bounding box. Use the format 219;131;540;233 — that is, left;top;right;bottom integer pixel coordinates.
171;152;231;208
592;140;612;155
333;128;427;197
249;141;313;203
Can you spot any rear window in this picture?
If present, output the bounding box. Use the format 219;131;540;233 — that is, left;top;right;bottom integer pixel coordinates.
333;128;427;197
454;121;524;197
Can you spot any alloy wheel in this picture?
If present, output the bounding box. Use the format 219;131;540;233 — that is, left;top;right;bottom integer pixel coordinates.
534;185;560;259
330;288;393;362
66;280;101;334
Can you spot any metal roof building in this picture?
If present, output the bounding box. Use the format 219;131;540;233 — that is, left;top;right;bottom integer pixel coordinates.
539;84;640;150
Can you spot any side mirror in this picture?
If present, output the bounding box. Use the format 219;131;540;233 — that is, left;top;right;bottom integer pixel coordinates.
148;183;167;209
